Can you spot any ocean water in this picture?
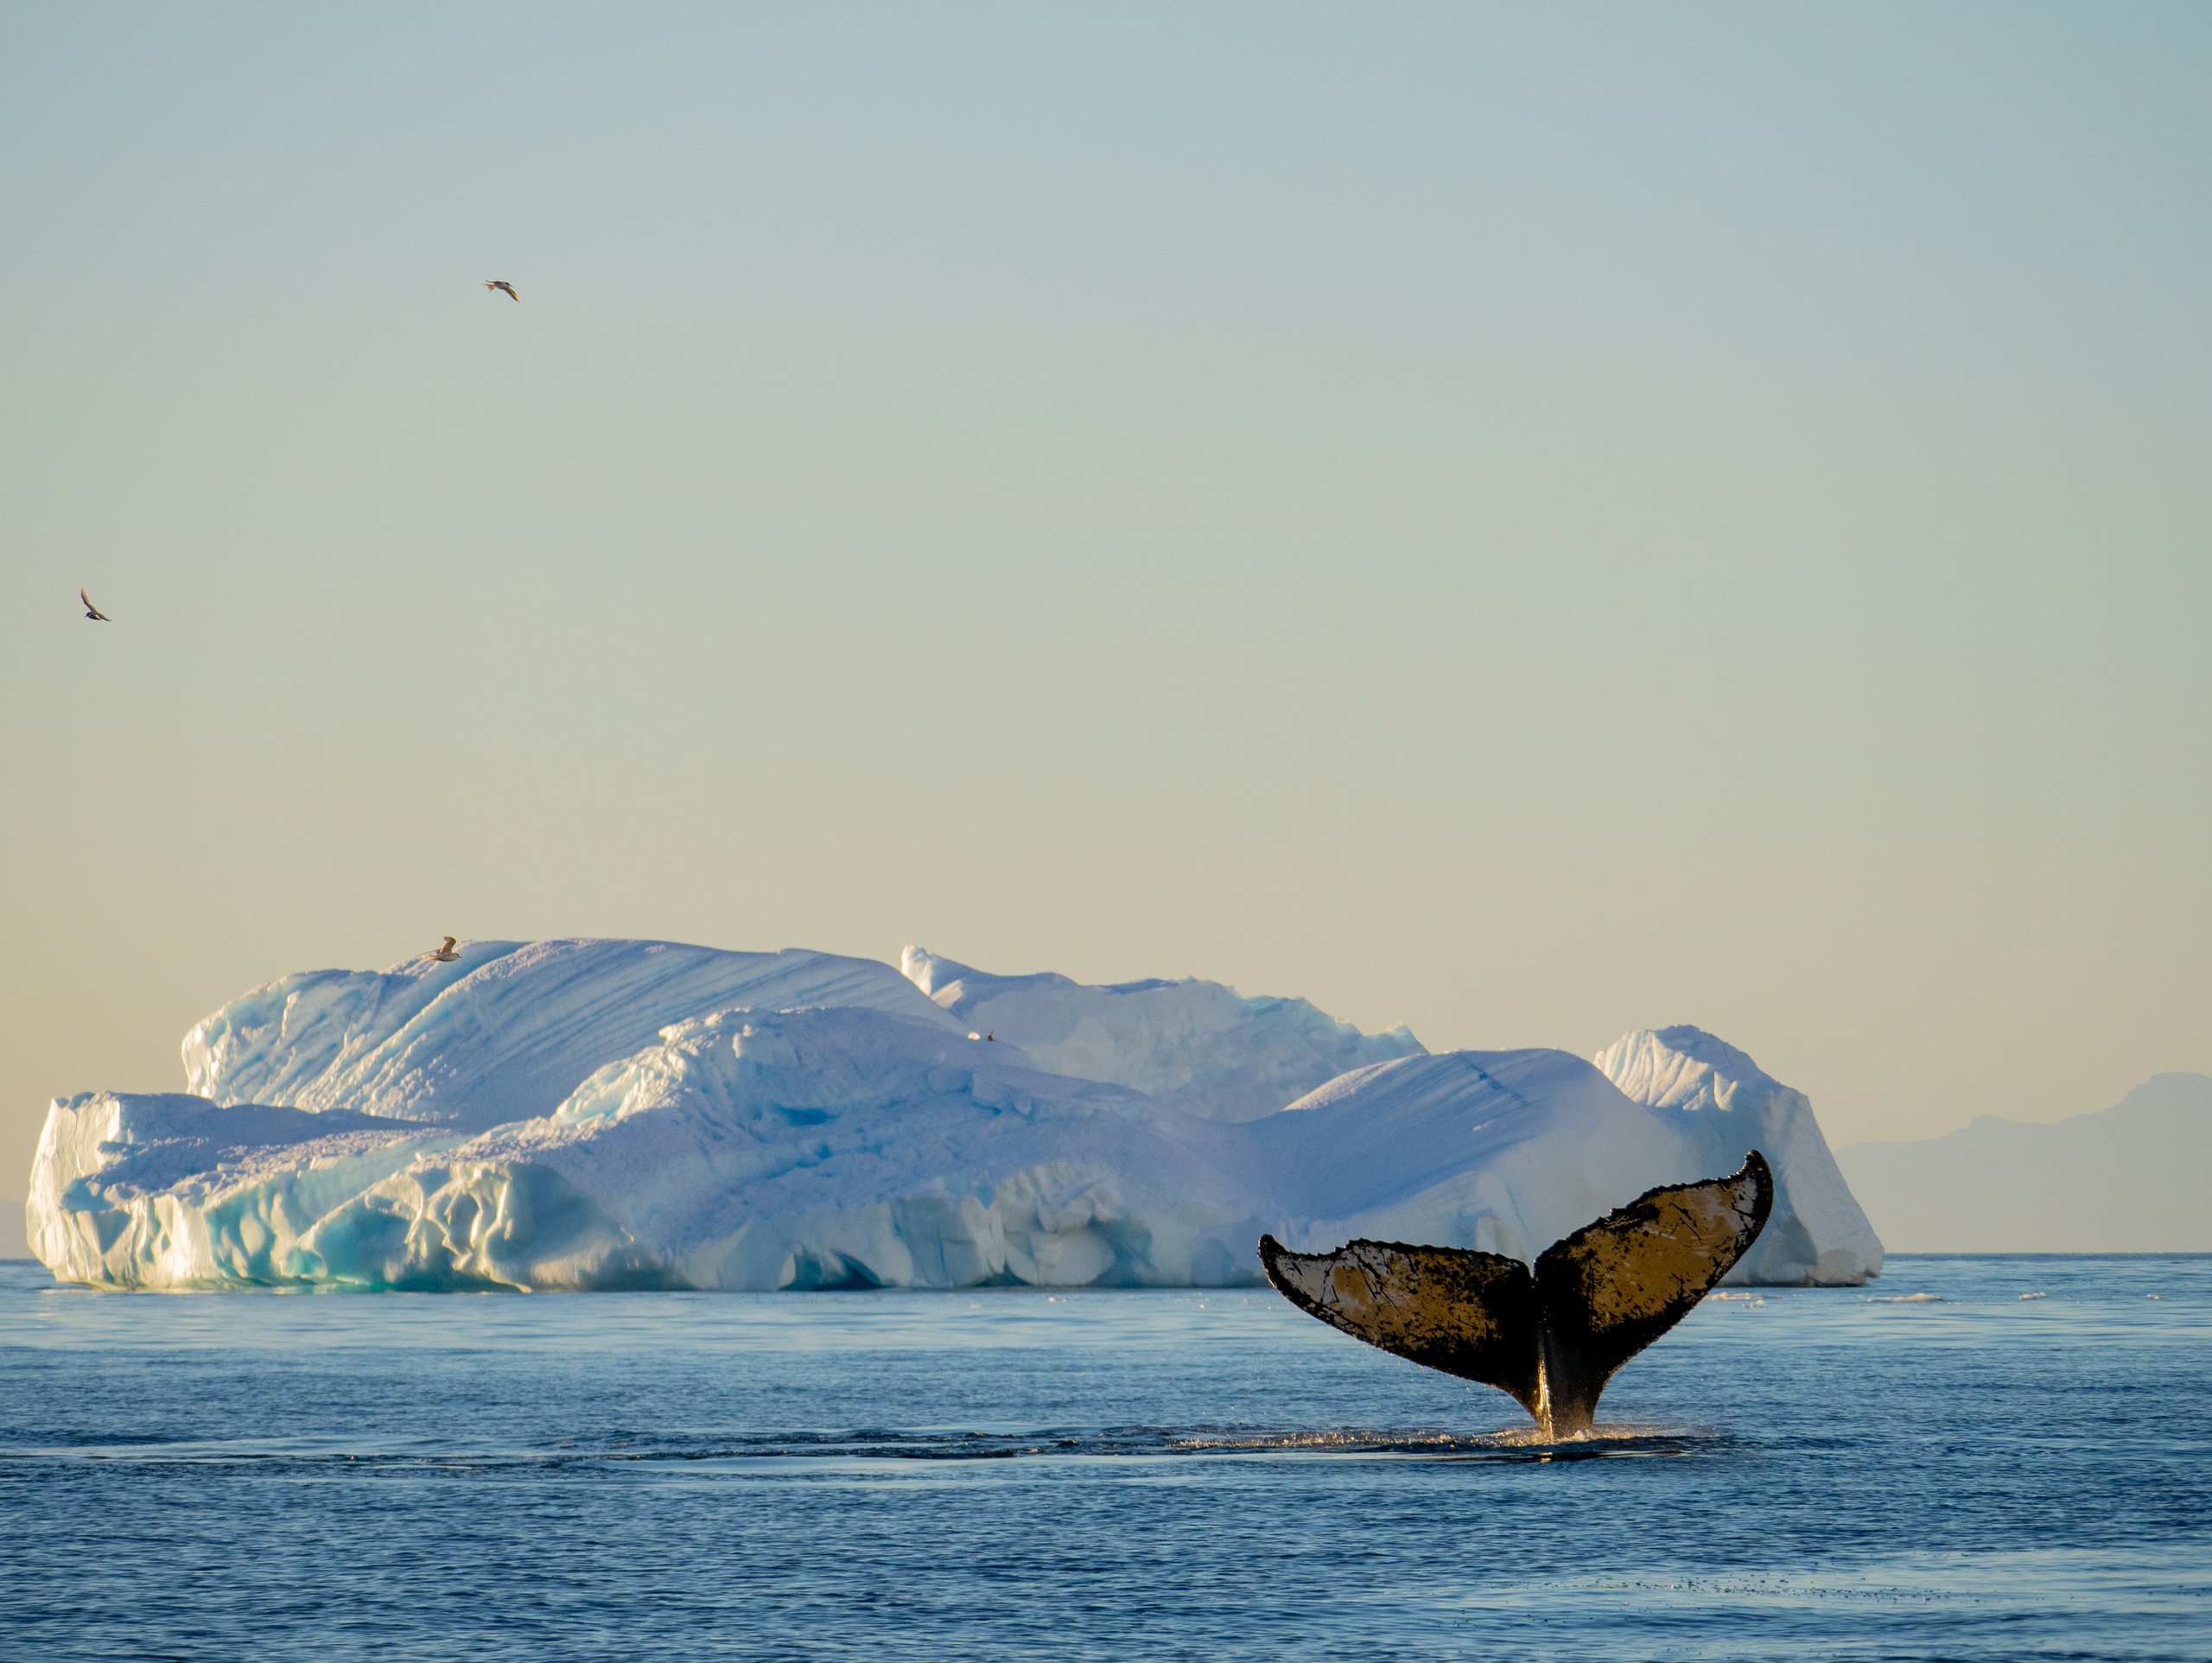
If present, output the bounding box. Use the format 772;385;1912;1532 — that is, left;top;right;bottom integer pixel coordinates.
1;1255;2206;1661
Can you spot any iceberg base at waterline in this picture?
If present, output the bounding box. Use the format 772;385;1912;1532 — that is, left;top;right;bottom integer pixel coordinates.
25;938;1883;1292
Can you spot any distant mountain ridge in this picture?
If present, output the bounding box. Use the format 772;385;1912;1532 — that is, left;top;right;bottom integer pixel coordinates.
1837;1074;2212;1252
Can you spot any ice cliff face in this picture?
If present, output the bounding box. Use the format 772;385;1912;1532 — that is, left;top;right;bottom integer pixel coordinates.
26;940;1881;1291
1594;1025;1884;1284
899;946;1424;1120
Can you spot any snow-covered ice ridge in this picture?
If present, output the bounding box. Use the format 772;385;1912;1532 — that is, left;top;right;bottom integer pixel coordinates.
27;939;1882;1291
900;947;1423;1121
1592;1026;1884;1285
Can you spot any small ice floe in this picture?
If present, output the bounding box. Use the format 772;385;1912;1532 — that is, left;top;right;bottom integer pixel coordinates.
1704;1292;1764;1306
2018;1292;2047;1300
2146;1293;2162;1300
1865;1292;1942;1304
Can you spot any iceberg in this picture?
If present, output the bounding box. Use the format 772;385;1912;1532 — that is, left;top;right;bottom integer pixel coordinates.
25;939;1881;1291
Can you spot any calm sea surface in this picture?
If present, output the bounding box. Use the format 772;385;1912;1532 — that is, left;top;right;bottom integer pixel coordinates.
2;1255;2207;1661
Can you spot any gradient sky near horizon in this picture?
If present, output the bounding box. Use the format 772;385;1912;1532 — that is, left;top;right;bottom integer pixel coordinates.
4;2;2209;1195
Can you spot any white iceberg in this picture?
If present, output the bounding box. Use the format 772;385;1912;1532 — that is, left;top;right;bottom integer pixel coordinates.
25;939;1881;1291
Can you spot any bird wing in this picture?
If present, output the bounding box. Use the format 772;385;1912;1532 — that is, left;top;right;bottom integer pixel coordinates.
1260;1234;1541;1412
1531;1151;1773;1399
441;936;457;951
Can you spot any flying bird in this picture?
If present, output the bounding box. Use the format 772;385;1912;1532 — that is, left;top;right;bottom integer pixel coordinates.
483;281;519;301
79;589;111;621
429;936;460;962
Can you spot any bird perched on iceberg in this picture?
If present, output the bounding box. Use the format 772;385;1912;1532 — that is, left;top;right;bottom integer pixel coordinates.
429;936;461;962
483;280;519;301
79;589;111;621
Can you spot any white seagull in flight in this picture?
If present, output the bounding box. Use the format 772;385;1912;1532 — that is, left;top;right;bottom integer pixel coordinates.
80;589;111;621
483;280;519;302
429;936;461;962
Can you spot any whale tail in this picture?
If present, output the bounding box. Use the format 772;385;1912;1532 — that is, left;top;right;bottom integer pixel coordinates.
1259;1152;1774;1438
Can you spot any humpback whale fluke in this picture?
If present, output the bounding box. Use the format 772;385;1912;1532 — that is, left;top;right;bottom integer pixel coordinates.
1259;1151;1773;1439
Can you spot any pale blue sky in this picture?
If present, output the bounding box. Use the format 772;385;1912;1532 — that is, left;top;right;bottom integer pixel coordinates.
3;3;2208;1190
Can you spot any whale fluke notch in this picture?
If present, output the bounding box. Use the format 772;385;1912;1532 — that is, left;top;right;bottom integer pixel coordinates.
1259;1151;1773;1438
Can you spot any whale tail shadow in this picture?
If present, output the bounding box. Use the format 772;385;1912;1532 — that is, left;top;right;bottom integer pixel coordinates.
1259;1152;1774;1439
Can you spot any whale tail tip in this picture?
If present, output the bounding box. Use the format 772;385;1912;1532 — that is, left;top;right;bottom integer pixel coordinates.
1261;1151;1774;1438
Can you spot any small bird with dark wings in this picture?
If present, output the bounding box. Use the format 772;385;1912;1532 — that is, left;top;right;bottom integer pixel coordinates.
483;281;520;301
80;589;111;621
